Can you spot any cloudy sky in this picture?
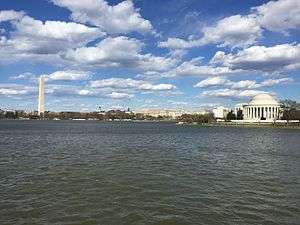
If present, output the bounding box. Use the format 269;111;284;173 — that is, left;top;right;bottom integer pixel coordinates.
0;0;299;112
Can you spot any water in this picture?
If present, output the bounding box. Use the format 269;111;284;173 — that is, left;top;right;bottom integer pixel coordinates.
0;120;299;225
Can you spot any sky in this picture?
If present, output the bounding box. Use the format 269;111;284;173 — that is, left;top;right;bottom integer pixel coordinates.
0;0;299;112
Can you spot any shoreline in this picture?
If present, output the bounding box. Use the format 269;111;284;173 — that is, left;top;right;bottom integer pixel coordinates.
179;122;300;130
1;119;300;129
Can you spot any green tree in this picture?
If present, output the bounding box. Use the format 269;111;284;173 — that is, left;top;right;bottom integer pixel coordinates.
236;109;243;120
226;110;236;121
281;99;300;121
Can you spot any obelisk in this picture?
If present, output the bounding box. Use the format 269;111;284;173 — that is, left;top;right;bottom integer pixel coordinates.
38;76;45;116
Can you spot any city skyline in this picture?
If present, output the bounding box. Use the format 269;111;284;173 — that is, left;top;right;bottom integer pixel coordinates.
0;0;299;112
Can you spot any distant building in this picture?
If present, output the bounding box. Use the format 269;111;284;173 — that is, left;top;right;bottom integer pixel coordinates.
213;106;229;119
134;109;186;119
241;93;281;121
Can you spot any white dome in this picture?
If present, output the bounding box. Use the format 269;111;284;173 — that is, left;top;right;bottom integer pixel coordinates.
249;93;279;105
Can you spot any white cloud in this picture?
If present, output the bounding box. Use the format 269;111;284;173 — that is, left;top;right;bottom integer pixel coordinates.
0;88;28;95
159;0;300;51
78;89;94;96
0;13;104;63
90;78;177;91
210;43;300;72
159;15;262;49
231;80;258;89
51;0;153;34
194;77;293;89
201;88;268;98
158;37;201;49
44;70;92;81
0;84;34;96
139;83;176;91
259;77;293;87
91;78;143;89
63;36;177;71
0;10;24;22
194;77;228;88
107;92;133;99
165;60;241;77
10;72;34;80
254;0;300;34
201;15;262;48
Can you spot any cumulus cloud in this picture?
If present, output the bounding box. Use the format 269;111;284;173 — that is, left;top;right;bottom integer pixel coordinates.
139;83;176;91
259;77;293;87
43;70;92;81
165;60;242;77
91;78;143;89
0;12;104;63
90;78;176;91
51;0;153;34
194;77;228;88
107;92;133;99
194;77;293;89
254;0;300;34
0;10;25;22
200;15;262;48
230;80;258;89
159;0;300;50
10;72;35;80
0;84;35;96
210;43;300;72
63;36;177;71
159;15;262;49
78;89;94;96
201;88;268;99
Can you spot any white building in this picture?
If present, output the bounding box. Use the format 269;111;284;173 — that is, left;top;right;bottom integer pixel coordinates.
134;109;186;119
213;106;229;119
240;93;281;122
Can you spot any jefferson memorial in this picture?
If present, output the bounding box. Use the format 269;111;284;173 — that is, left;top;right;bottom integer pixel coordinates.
237;93;281;122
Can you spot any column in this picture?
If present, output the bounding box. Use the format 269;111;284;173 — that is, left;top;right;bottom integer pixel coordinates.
265;107;268;119
270;107;273;119
247;107;249;119
248;107;250;119
265;107;267;119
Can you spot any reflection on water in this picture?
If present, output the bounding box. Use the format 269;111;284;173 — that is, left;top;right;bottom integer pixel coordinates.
0;121;299;225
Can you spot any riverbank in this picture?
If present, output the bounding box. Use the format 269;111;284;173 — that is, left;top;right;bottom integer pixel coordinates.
178;121;300;129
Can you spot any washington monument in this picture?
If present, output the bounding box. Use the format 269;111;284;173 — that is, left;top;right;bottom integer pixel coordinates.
38;76;45;116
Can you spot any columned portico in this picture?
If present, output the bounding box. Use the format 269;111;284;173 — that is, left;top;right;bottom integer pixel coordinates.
240;94;281;122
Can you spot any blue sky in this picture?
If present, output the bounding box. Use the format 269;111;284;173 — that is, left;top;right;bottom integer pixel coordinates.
0;0;299;112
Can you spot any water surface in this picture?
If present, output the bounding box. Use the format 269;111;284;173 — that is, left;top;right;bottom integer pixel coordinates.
0;121;299;225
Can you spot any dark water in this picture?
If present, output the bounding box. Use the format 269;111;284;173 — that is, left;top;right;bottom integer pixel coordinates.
0;121;299;225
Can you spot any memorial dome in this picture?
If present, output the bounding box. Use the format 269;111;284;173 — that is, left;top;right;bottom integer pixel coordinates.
249;93;279;105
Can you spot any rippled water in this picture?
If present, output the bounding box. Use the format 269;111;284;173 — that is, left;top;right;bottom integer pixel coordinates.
0;120;299;225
